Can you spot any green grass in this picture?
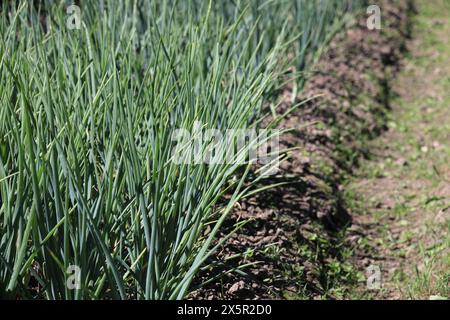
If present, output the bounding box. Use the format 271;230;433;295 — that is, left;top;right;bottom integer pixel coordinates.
344;0;450;300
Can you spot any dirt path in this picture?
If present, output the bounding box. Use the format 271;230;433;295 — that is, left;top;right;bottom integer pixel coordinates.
346;0;450;299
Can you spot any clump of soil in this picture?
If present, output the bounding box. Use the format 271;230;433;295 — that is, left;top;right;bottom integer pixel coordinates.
190;0;413;299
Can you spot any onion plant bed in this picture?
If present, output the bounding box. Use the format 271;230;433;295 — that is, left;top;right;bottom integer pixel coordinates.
0;0;363;299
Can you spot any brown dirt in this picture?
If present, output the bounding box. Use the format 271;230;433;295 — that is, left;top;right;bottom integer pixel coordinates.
190;0;413;300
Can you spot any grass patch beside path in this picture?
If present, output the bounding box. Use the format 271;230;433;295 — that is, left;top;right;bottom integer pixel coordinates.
345;0;450;299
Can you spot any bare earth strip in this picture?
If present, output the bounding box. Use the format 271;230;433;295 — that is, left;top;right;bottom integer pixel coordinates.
347;0;450;299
